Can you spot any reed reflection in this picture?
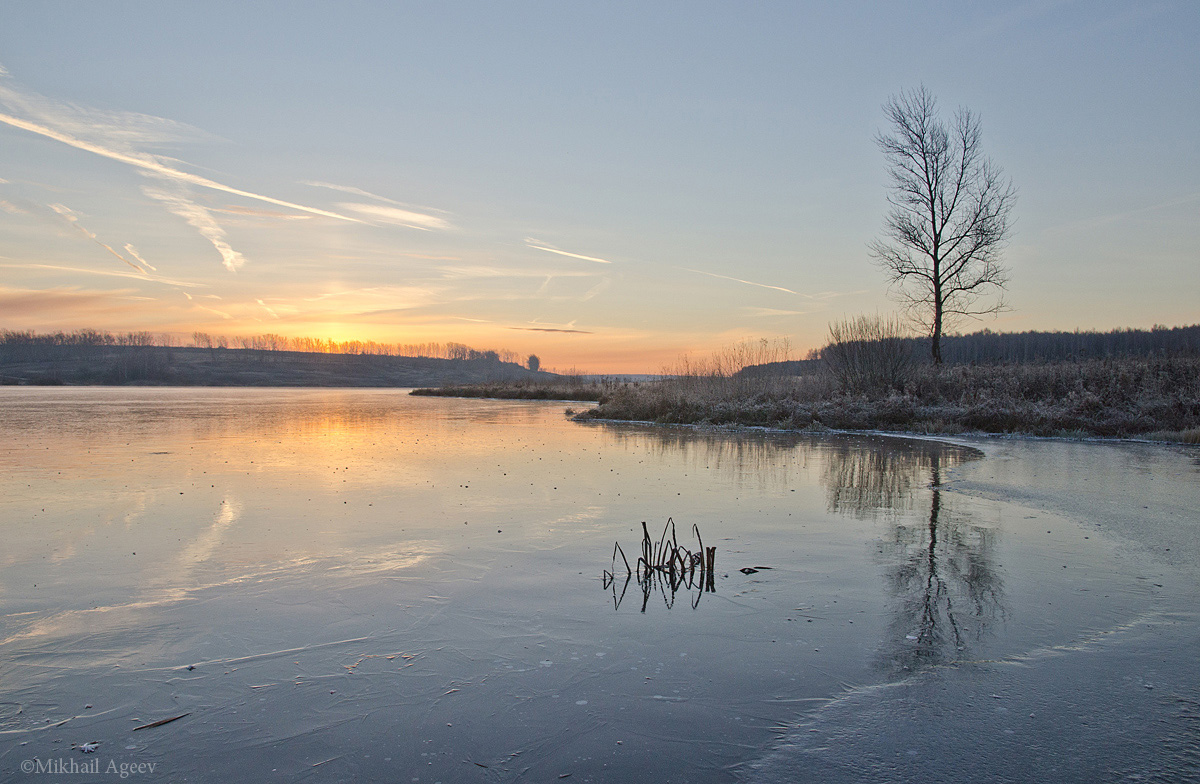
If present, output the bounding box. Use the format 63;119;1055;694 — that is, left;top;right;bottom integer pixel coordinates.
822;439;1005;672
603;519;717;612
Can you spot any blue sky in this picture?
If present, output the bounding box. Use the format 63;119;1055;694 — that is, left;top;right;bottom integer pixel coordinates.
1;1;1196;372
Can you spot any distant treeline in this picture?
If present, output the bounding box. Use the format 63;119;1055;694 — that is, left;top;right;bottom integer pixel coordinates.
744;324;1200;377
0;329;526;365
914;324;1200;363
0;329;549;387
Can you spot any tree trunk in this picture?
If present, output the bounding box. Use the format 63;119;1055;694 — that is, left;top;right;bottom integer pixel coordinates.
932;283;944;365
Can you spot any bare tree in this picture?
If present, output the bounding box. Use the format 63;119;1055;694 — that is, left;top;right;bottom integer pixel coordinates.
870;86;1016;364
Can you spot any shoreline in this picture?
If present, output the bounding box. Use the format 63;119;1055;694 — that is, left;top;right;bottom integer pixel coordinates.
406;383;1200;446
413;355;1200;444
573;411;1200;448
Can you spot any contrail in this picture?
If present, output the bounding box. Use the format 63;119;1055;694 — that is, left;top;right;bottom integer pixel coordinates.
339;202;451;231
142;187;247;272
0;262;203;288
124;243;157;272
525;238;613;264
0;111;360;222
49;203;145;273
305;181;451;214
509;326;594;334
676;266;797;295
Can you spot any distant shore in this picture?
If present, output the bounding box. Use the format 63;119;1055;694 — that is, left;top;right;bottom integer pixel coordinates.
0;345;550;388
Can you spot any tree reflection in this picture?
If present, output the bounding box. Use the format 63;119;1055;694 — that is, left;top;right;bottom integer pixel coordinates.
823;439;1005;672
594;423;808;493
593;425;1004;648
823;440;925;517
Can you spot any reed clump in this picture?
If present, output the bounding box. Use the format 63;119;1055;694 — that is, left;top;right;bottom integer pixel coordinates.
604;518;716;611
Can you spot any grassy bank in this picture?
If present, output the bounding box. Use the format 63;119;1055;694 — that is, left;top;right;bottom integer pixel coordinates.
575;357;1200;442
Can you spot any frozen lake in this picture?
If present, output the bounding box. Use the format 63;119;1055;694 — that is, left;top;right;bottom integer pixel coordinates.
1;388;1196;781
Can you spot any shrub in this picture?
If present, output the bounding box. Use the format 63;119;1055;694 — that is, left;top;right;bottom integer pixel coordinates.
822;315;915;394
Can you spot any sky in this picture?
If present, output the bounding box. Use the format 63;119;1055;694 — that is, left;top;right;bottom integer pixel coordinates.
0;1;1197;373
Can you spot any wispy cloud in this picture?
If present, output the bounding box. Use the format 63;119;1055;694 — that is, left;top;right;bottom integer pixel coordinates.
305;181;453;230
339;202;451;231
804;288;871;301
211;204;313;220
0;261;204;288
298;286;443;312
533;274;611;300
303;287;382;303
509;325;594;334
437;264;598;281
0;62;213;147
509;319;593;334
306;181;450;212
1042;190;1200;237
48;203;145;273
123;243;157;272
580;278;611;301
0;70;358;223
306;181;399;202
195;303;233;320
287;299;445;324
744;306;806;317
525;238;613;264
399;252;461;261
0;108;360;222
0;285;141;319
676;266;796;294
142;186;246;272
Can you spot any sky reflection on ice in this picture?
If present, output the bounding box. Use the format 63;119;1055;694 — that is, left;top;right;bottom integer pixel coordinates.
0;388;1186;782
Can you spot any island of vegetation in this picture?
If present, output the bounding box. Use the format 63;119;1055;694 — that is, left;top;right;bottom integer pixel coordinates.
415;323;1200;444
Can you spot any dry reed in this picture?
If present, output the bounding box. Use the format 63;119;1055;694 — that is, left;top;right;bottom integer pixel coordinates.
603;518;716;611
